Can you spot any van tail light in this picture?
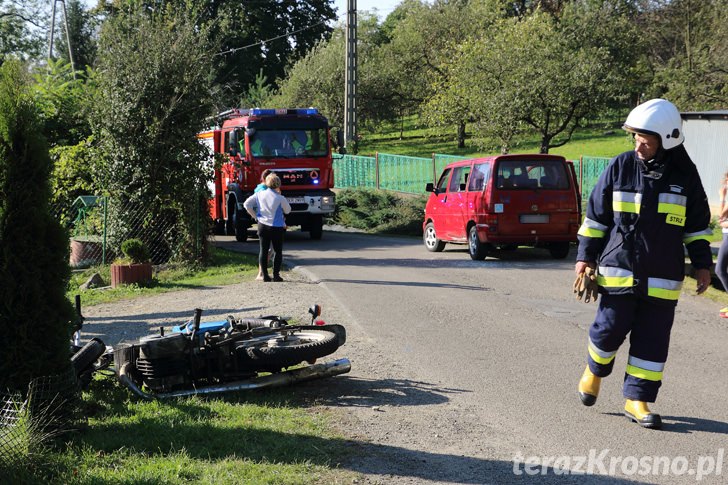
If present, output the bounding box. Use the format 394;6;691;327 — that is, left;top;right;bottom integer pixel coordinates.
569;213;580;234
485;214;498;233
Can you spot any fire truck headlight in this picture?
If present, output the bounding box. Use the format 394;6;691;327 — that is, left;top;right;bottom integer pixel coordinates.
321;196;335;210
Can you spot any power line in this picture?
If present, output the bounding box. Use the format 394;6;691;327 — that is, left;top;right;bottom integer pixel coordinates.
217;15;343;57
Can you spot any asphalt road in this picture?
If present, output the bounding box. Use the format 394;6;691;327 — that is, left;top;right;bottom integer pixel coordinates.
216;229;728;484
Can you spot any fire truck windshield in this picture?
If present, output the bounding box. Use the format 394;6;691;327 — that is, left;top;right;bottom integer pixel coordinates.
249;129;328;158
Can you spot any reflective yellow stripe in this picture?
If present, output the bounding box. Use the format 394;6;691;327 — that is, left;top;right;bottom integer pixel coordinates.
613;201;640;214
597;275;634;287
578;218;608;238
647;287;681;300
648;277;682;300
657;202;686;216
578;227;605;238
626;364;663;382
589;346;615;365
684;229;713;244
613;191;642;214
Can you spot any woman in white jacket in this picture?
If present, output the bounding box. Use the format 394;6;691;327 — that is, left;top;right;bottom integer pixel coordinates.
244;174;291;282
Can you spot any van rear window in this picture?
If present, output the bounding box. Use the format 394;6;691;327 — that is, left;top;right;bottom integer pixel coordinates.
496;160;569;190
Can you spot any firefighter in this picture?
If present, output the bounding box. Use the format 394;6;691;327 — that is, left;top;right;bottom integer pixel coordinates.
575;99;713;429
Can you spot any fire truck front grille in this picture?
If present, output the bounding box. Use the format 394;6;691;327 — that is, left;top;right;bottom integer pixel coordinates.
290;203;309;211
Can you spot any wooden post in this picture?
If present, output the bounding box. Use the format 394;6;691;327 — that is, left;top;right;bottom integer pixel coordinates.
375;152;380;189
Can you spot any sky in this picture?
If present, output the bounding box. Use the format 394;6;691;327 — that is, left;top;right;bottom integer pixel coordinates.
331;0;402;22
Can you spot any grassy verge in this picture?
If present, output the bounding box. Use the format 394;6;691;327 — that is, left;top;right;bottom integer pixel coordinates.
685;274;728;309
68;246;259;306
4;374;357;484
359;115;633;160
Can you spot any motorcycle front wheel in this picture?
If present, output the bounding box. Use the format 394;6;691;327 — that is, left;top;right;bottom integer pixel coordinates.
238;329;339;371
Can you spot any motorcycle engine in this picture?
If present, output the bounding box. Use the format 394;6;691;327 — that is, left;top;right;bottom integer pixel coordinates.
135;333;191;392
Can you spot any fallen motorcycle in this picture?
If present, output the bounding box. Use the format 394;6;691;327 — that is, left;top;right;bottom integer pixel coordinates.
71;303;350;399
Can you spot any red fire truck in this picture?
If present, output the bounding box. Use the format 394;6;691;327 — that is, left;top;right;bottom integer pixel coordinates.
199;108;336;241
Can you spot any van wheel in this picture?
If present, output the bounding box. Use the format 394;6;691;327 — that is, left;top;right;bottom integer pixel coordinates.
468;226;488;260
423;222;445;252
548;242;570;259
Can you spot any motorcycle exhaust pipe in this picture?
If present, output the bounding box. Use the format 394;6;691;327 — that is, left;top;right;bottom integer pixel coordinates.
118;358;351;400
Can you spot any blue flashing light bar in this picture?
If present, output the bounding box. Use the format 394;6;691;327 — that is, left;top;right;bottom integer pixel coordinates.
248;108;319;116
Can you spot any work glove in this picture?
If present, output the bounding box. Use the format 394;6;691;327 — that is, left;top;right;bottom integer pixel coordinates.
573;267;599;303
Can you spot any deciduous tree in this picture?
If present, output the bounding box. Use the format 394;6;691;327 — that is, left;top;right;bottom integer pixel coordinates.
90;3;217;263
447;2;639;153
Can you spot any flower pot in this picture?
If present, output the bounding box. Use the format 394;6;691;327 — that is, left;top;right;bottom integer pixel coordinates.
70;237;103;268
111;262;153;288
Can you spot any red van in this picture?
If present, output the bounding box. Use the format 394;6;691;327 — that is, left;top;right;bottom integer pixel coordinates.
423;154;581;260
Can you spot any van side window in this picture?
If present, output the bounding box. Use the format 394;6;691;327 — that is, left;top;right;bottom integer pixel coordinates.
436;168;451;192
468;163;490;191
449;166;470;192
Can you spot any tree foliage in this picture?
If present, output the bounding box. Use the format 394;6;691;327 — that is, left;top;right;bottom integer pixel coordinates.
89;2;217;263
433;1;640;153
0;0;47;61
0;60;74;392
32;58;90;147
273;12;386;133
54;0;98;71
643;0;728;109
181;0;336;107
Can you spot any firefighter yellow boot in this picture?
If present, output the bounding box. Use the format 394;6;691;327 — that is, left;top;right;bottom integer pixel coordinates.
624;400;662;429
578;366;601;407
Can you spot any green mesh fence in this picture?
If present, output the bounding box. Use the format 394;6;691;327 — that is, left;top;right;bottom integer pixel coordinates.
434;153;470;178
333;154;377;189
333;152;613;198
377;153;432;193
578;156;611;206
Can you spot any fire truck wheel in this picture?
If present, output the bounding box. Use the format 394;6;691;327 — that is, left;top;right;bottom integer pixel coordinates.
225;201;235;236
309;216;323;240
234;209;248;242
213;220;225;236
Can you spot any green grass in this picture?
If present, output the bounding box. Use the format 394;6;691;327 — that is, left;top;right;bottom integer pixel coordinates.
359;115;633;160
68;246;259;306
5;375;357;484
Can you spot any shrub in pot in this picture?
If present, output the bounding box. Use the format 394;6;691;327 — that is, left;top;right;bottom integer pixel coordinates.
111;238;152;288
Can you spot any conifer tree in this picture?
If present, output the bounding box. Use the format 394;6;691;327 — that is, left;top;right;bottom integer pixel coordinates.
0;60;74;393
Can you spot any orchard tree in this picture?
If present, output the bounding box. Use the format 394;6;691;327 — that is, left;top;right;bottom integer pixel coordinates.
383;0;489;148
90;3;217;263
0;60;74;392
448;2;639;153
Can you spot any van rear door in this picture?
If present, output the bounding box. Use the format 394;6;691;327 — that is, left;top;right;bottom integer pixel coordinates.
492;156;577;240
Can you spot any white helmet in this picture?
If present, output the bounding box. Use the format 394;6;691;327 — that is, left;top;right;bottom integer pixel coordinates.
622;98;684;150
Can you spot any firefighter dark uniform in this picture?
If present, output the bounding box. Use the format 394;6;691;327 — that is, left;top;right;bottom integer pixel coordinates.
576;99;713;429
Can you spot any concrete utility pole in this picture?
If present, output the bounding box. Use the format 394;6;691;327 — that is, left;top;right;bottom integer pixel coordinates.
344;0;357;151
47;0;76;76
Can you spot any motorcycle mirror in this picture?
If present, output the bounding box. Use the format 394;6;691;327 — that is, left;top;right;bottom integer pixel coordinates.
308;304;321;322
